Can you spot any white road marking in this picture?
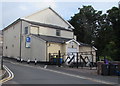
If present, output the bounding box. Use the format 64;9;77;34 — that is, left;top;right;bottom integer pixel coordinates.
4;65;14;79
40;67;116;84
44;65;47;69
0;65;14;83
6;60;117;84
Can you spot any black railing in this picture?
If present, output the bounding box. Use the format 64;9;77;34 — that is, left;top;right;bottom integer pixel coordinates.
49;51;96;68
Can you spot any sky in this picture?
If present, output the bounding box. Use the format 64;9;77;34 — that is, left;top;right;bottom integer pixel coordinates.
0;0;120;30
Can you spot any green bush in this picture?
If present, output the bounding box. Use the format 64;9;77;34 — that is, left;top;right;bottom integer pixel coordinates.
99;56;113;61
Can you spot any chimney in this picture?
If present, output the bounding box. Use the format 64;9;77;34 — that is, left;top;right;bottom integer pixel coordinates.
74;35;77;40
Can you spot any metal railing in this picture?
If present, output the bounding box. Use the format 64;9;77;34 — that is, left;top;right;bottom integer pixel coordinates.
49;51;96;69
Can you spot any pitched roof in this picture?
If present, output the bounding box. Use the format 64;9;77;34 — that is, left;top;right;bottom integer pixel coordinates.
23;19;73;32
3;18;73;32
79;42;97;50
79;42;91;46
32;34;72;43
3;7;75;31
48;7;74;29
3;18;21;31
24;7;74;29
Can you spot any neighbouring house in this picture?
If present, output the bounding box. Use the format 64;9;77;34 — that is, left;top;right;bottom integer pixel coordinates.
3;7;97;63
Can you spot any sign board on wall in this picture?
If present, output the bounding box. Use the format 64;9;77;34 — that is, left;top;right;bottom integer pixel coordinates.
25;37;31;48
26;37;31;42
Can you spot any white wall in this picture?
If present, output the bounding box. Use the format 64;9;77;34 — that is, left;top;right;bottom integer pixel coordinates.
79;46;96;62
30;26;74;39
25;8;71;29
21;21;47;61
21;35;46;61
3;21;21;58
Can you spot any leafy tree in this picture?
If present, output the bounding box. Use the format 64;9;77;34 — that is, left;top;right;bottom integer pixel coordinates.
107;7;120;60
95;13;114;57
69;6;120;61
69;5;102;44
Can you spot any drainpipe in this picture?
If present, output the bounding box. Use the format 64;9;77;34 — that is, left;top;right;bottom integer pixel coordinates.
20;20;22;61
46;42;50;62
38;27;40;35
46;42;48;62
1;30;3;70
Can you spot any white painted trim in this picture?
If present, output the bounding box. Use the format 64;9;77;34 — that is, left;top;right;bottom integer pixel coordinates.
66;39;80;45
92;46;97;51
49;7;74;29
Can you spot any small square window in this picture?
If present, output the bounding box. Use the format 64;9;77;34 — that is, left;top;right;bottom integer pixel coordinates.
25;27;28;35
56;30;61;36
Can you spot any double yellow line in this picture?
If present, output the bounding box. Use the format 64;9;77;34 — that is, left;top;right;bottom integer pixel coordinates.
0;65;14;83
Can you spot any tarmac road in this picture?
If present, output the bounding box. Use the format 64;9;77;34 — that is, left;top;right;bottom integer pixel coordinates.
2;60;118;85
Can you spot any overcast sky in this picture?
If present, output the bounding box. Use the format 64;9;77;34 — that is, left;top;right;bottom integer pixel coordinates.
0;0;119;30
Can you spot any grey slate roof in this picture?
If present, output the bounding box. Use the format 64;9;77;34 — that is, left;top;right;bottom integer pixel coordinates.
3;18;73;32
79;42;91;47
23;19;73;32
32;34;72;43
32;34;91;46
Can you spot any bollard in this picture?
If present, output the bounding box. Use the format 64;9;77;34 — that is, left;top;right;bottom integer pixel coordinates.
58;50;61;67
21;59;23;63
35;58;37;65
27;59;30;64
76;53;79;68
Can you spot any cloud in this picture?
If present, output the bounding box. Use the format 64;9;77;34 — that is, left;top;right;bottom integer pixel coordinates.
19;5;28;10
33;0;56;9
1;0;120;2
0;3;2;29
1;1;56;29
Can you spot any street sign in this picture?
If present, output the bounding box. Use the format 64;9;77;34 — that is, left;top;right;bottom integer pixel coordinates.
26;42;31;48
26;37;31;42
25;37;31;48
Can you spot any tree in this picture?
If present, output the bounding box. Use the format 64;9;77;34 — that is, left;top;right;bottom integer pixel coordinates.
107;7;120;60
69;6;120;61
95;14;114;57
69;5;102;45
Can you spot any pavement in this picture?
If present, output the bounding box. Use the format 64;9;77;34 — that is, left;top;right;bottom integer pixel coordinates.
47;65;120;84
1;58;120;85
0;69;6;80
0;70;2;79
0;69;6;86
